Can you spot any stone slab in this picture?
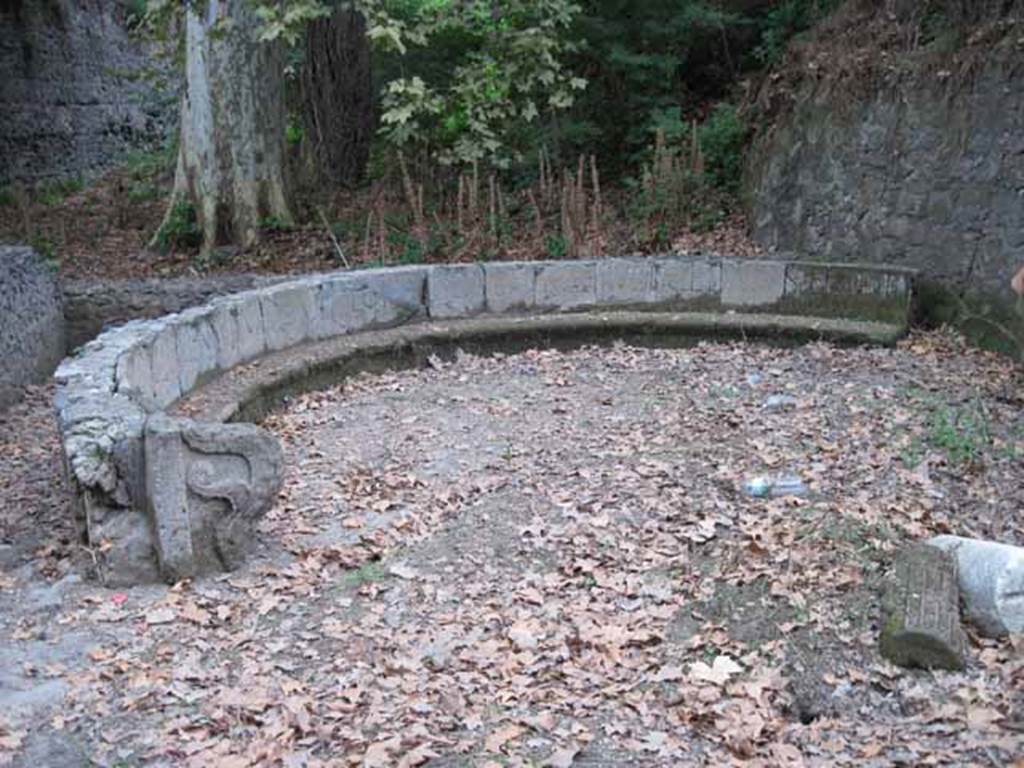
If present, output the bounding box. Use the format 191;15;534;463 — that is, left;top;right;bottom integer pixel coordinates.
653;258;694;303
721;259;787;307
535;261;597;311
929;535;1024;637
483;263;536;313
597;258;655;305
880;544;967;671
428;264;485;319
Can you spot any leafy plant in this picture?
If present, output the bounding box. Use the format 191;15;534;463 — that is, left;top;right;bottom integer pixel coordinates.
697;103;746;195
260;214;294;232
35;178;84;207
545;234;567;259
127;181;162;203
927;400;991;467
154;200;201;253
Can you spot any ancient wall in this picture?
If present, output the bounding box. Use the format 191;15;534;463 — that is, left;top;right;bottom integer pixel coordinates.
0;245;65;408
747;56;1024;307
0;0;175;185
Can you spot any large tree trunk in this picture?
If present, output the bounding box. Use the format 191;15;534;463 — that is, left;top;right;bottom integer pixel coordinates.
159;0;292;253
301;7;374;189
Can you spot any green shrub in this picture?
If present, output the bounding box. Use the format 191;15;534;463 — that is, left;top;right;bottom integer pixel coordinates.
127;182;162;203
35;178;84;207
155;200;201;253
697;104;746;195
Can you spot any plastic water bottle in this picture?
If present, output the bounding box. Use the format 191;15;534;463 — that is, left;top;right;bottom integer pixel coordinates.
743;473;808;498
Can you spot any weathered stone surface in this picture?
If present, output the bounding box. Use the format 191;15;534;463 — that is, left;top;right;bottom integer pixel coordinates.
428;264;485;319
721;259;787;307
145;415;284;581
260;283;319;352
0;246;66;409
880;545;967;671
652;258;694;304
483;263;536;313
0;1;174;185
597;258;655;305
318;267;427;336
692;257;722;295
55;256;918;585
928;535;1024;637
174;308;221;394
748;61;1024;313
535;261;597;310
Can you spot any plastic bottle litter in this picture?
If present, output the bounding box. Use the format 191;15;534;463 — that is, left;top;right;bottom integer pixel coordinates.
743;473;808;498
763;394;798;412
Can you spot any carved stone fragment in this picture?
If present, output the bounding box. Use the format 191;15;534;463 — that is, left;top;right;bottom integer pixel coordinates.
145;414;284;582
880;545;967;671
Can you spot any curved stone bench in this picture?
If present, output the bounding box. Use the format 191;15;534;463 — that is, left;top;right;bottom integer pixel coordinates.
54;255;915;585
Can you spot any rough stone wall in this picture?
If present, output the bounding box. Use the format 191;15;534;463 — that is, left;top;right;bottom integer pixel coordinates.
0;0;175;185
747;60;1024;302
0;245;66;408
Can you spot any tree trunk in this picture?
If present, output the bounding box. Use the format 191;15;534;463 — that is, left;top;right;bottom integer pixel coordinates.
301;7;374;189
158;0;292;253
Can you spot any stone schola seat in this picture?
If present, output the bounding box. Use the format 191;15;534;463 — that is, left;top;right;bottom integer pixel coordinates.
53;255;916;585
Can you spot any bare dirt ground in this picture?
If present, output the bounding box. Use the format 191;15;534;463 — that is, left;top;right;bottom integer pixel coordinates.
1;333;1023;767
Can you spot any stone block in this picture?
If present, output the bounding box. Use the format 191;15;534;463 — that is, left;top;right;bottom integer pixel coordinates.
174;308;220;394
653;258;694;303
880;545;966;671
484;263;536;314
259;283;318;352
428;264;486;319
597;258;655;305
535;261;597;311
150;324;183;407
721;259;786;307
145;414;284;582
203;295;268;371
929;535;1024;637
319;267;427;335
114;342;154;408
692;257;722;296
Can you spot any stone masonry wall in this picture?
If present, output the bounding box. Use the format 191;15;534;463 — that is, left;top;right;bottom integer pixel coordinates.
0;245;65;408
0;0;175;185
747;59;1024;303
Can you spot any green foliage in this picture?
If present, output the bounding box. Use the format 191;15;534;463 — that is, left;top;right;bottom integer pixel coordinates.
753;0;839;65
900;389;993;468
927;400;991;466
0;187;14;207
376;0;585;168
126;144;175;181
563;0;742;168
127;181;162;203
35;178;84;207
260;214;294;232
285;118;305;146
155;200;201;253
124;0;149;29
697;104;746;195
544;234;567;259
